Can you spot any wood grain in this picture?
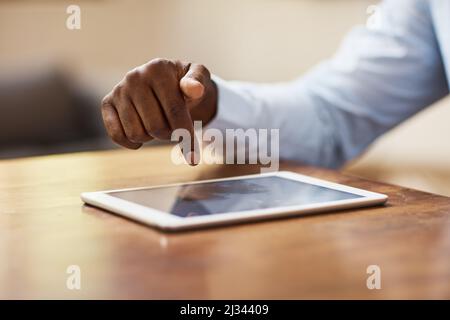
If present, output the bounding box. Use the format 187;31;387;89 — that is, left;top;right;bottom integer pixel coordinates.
1;145;450;299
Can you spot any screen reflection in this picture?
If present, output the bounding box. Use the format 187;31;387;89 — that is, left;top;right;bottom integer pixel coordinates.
110;176;361;218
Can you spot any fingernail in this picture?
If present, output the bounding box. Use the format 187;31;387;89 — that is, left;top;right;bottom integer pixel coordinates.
186;151;199;166
186;151;195;166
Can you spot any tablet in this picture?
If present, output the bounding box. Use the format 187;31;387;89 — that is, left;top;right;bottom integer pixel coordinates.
81;171;387;231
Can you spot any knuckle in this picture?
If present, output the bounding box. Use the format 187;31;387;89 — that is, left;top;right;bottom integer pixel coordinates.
149;126;171;140
112;83;126;100
101;104;115;122
124;70;142;85
127;130;147;143
101;95;112;107
150;57;165;64
109;131;123;144
147;58;174;74
149;57;167;66
129;144;142;150
101;101;110;114
197;64;209;75
193;63;210;79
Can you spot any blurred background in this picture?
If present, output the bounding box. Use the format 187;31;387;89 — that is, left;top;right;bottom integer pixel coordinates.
0;0;449;196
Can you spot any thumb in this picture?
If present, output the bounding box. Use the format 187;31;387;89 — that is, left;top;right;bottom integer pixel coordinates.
179;63;208;100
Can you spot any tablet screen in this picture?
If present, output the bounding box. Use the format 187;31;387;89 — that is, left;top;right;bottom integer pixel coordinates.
108;176;362;218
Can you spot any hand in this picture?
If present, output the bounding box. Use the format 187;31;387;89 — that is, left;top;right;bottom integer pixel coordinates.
101;58;218;165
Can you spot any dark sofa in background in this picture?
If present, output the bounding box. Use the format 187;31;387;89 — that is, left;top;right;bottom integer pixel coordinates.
0;67;114;159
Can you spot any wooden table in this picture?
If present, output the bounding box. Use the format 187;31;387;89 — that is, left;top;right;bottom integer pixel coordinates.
1;146;449;299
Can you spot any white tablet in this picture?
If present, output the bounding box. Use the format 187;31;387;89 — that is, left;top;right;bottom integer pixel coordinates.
81;171;387;231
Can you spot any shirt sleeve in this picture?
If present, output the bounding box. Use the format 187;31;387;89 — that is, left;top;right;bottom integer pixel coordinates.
207;0;448;168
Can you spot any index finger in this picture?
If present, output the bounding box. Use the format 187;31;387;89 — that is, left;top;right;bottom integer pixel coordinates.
153;75;198;164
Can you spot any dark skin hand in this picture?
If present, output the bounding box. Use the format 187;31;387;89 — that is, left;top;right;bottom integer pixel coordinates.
101;58;218;165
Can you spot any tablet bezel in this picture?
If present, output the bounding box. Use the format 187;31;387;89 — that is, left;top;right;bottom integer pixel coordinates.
81;171;388;231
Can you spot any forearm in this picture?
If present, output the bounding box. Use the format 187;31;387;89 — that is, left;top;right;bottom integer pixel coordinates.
208;1;449;168
209;73;346;168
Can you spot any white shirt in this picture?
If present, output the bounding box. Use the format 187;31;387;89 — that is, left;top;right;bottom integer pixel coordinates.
208;0;450;168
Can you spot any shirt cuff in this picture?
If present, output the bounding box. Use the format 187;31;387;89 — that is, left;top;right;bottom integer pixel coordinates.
208;75;257;131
